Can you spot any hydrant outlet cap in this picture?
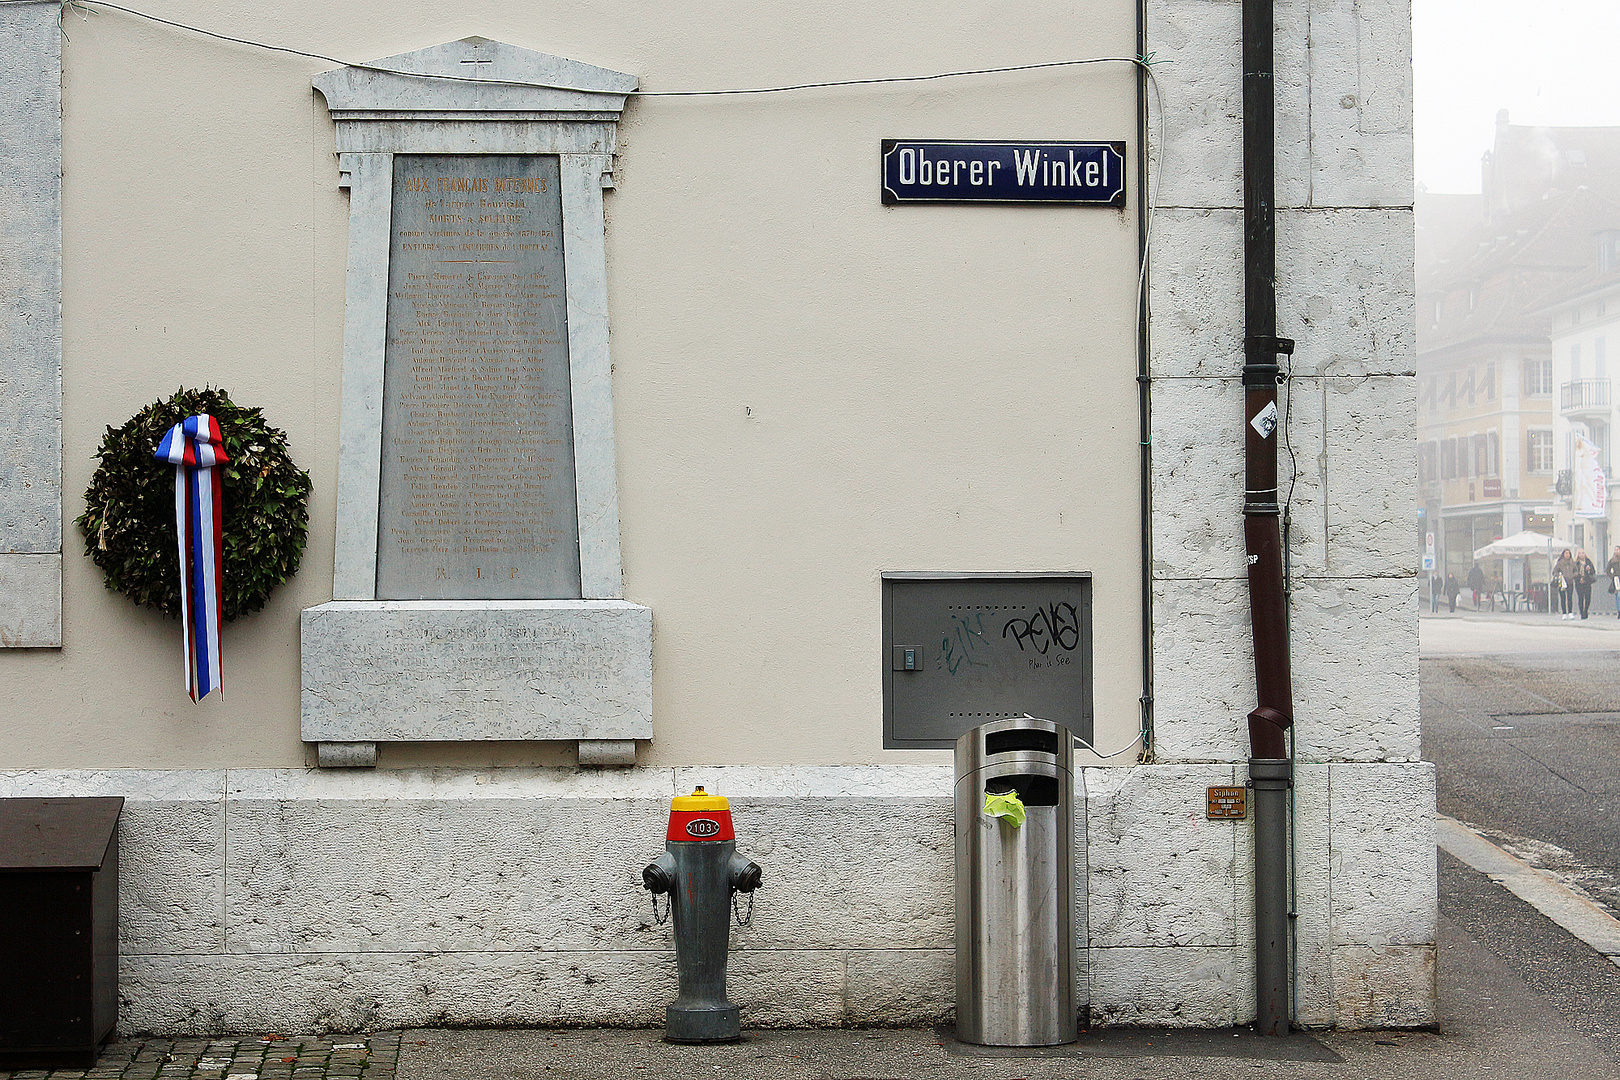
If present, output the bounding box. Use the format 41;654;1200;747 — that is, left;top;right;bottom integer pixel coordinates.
670;786;730;812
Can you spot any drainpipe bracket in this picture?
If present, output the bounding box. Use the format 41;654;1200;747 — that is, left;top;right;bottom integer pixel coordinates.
1245;335;1295;356
1242;338;1294;386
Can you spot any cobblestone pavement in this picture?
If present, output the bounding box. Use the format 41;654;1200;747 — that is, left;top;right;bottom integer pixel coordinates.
0;1034;399;1080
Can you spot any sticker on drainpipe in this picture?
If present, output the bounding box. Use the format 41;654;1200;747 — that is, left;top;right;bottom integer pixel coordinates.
1250;401;1279;438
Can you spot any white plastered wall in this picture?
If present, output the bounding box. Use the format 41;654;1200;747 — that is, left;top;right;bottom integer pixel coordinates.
3;1;1141;771
0;0;1431;1032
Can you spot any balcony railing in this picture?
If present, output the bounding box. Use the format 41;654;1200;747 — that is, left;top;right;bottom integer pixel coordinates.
1561;379;1612;414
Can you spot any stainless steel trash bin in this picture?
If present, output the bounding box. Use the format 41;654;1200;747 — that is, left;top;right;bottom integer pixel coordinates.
954;717;1083;1046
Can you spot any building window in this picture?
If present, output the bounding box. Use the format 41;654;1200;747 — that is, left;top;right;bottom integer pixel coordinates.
1442;438;1457;479
1485;362;1496;400
1488;432;1500;476
1474;434;1488;476
1572;343;1582;381
1524;359;1553;395
1529;430;1554;473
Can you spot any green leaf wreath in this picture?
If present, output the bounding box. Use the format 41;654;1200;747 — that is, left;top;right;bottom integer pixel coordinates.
76;387;313;621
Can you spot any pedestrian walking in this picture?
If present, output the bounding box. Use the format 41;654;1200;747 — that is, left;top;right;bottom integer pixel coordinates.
1574;549;1597;620
1607;546;1620;618
1430;572;1442;613
1445;572;1460;613
1467;563;1487;609
1555;548;1577;619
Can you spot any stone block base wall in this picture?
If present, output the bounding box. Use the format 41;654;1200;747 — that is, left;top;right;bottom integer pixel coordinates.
0;764;1434;1034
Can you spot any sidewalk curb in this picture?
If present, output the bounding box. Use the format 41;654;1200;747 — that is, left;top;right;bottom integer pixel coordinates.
1438;816;1620;964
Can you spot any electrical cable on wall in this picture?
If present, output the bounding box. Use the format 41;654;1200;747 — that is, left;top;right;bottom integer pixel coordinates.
10;0;1164;99
16;0;1170;282
12;0;1169;346
1000;715;1144;761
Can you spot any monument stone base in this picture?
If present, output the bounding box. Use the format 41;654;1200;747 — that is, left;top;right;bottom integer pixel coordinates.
300;600;652;762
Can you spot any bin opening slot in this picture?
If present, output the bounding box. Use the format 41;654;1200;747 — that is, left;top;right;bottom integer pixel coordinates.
985;729;1061;757
984;774;1059;807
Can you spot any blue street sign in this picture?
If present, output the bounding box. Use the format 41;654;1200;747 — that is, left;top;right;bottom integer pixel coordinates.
881;140;1126;206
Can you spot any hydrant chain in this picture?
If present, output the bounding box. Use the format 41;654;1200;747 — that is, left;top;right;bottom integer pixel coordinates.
733;888;754;928
650;890;670;926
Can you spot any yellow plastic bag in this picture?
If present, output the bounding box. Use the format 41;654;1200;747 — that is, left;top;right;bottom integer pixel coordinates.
983;790;1026;828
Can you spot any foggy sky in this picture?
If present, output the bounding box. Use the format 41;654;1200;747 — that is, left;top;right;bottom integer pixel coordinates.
1415;0;1620;193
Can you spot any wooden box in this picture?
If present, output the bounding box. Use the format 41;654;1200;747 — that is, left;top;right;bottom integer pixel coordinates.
0;797;123;1069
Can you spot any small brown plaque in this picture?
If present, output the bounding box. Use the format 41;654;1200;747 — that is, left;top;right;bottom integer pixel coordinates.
1207;786;1247;820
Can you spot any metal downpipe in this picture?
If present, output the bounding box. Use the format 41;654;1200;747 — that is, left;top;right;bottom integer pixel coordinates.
1242;0;1295;1036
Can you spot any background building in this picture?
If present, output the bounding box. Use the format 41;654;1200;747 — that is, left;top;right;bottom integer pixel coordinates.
1417;115;1620;599
1542;235;1620;569
2;0;1427;1033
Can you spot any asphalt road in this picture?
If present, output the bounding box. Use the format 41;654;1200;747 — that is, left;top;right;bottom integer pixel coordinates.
1421;612;1620;1063
1421;617;1620;912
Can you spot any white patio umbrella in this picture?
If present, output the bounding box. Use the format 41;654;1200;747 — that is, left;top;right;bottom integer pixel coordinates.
1472;530;1558;560
1471;530;1563;612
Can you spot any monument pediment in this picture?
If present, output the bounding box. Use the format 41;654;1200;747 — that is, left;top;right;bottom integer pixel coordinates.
314;37;638;119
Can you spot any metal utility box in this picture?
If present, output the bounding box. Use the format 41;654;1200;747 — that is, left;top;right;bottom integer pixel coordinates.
0;797;123;1069
954;717;1084;1046
883;573;1092;749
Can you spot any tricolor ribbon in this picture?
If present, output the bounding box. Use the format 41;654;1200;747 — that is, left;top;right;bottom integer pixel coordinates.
154;415;229;701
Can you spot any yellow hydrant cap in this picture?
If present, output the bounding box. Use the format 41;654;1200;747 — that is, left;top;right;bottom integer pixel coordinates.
670;785;730;812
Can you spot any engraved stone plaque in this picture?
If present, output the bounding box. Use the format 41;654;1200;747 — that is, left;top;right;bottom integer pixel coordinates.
301;601;653;742
376;153;581;600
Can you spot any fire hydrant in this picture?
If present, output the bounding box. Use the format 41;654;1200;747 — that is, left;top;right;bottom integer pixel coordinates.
641;786;762;1043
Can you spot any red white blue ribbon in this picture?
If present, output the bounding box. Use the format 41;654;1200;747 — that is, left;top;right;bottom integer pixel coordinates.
154;415;229;701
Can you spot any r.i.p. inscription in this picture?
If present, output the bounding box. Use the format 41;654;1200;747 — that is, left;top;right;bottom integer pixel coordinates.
376;154;581;599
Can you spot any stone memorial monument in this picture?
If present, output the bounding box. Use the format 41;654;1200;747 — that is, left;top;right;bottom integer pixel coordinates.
300;39;651;767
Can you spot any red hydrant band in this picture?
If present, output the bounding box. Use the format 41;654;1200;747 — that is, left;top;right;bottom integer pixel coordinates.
666;810;735;842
